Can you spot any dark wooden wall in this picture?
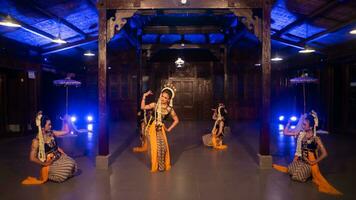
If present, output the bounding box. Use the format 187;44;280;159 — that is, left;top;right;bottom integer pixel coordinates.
0;64;40;136
91;46;265;121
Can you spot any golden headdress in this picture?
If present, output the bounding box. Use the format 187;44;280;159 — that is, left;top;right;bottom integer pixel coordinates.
161;83;177;107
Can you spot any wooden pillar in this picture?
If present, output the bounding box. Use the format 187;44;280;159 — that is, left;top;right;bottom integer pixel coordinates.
323;65;334;132
223;46;228;103
98;3;109;157
137;48;143;109
259;0;272;168
341;64;350;132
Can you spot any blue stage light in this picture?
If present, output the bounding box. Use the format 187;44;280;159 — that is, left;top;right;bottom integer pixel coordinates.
290;116;297;122
278;124;284;131
87;132;93;140
87;124;93;131
87;115;93;122
70;116;77;122
291;125;296;129
278;115;285;121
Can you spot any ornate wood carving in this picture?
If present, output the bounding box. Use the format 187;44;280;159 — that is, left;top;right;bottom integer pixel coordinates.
230;8;262;41
107;0;262;9
107;10;137;42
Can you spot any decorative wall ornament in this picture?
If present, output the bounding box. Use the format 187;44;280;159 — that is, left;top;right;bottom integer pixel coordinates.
107;10;137;42
230;9;262;41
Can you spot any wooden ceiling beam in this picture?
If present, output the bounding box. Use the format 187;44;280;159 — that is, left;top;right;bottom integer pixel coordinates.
298;17;356;45
0;12;56;42
28;0;88;38
41;37;98;55
273;0;339;38
106;0;261;9
142;43;224;50
143;26;223;34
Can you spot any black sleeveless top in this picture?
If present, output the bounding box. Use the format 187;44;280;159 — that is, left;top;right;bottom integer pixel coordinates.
43;131;61;159
149;106;173;125
301;136;318;160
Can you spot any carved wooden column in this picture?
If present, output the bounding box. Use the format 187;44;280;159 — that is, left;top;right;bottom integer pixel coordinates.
259;0;272;169
96;1;109;169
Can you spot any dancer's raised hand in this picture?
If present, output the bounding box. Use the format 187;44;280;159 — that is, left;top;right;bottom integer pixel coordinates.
143;90;153;97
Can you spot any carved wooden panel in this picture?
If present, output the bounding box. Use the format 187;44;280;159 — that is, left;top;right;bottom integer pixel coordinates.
107;10;137;42
107;0;262;9
164;78;197;120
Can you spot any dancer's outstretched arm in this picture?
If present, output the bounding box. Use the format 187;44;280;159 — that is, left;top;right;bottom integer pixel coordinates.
53;130;70;137
283;120;299;136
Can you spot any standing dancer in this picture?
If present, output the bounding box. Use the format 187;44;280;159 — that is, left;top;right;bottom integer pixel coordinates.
140;84;179;172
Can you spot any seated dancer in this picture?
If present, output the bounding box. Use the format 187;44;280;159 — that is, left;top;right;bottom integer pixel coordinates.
202;103;228;150
273;111;342;195
22;112;78;184
141;84;179;172
132;109;153;152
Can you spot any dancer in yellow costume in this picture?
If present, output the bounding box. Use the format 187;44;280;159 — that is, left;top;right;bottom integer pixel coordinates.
140;84;179;172
202;103;228;150
22;111;77;184
273;111;342;195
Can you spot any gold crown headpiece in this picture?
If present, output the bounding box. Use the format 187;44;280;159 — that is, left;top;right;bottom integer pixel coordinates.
161;83;177;107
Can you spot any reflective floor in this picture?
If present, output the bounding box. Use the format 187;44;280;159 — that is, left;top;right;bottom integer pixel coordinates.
0;121;354;200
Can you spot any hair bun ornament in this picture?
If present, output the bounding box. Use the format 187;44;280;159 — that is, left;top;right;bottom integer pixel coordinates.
310;110;319;128
161;83;177;107
36;111;43;127
310;110;319;136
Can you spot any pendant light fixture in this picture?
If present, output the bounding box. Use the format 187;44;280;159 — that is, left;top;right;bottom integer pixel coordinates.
299;23;315;54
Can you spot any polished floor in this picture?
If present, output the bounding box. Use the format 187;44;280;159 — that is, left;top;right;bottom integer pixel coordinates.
0;121;354;200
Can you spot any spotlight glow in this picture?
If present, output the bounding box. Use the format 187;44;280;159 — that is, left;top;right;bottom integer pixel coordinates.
181;0;187;4
291;125;296;129
350;29;356;34
84;51;95;56
87;115;93;122
299;48;315;54
0;21;21;27
278;124;284;131
0;16;21;27
88;132;93;140
70;116;77;122
271;56;283;61
278;115;285;121
290;116;297;122
87;124;93;131
52;38;67;44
